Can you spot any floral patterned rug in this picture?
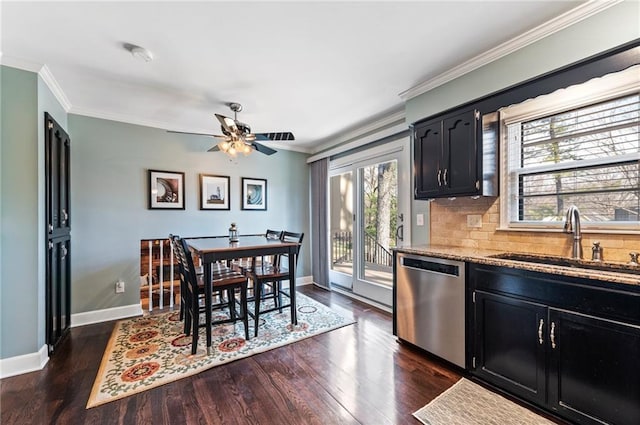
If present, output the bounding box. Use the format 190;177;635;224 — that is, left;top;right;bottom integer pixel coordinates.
87;292;355;408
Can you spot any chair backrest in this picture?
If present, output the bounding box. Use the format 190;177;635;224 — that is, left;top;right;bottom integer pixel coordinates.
265;229;282;240
279;231;304;270
169;234;198;290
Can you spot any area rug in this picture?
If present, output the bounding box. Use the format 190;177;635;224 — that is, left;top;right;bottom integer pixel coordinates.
87;292;354;408
413;378;555;425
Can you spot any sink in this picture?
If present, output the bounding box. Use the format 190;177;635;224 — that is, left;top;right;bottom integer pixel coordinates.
489;252;640;275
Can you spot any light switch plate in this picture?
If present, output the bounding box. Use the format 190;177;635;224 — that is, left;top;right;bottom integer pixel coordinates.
416;213;424;226
115;280;125;293
467;214;482;228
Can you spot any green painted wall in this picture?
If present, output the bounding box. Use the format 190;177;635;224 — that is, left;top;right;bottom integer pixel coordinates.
1;66;39;358
407;1;640;243
68;115;310;313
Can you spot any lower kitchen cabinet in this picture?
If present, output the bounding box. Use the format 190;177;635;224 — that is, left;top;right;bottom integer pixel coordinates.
469;263;640;425
548;309;640;425
474;292;546;406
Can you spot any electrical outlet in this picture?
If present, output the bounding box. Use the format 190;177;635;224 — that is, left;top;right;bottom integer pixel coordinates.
115;280;125;293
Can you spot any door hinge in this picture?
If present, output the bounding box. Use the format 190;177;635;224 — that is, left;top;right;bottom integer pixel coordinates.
48;241;53;249
472;356;476;368
48;121;54;130
474;110;480;120
475;180;480;190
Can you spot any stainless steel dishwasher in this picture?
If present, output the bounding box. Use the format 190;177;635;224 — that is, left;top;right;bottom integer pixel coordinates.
394;252;465;368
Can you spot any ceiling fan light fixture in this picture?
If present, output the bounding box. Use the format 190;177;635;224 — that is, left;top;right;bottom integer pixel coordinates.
218;141;230;151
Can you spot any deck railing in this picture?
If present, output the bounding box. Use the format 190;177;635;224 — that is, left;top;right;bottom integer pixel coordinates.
331;231;392;267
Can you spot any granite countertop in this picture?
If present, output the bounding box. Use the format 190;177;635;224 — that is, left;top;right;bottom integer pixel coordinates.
394;245;640;287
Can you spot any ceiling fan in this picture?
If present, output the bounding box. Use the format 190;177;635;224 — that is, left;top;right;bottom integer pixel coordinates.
167;103;294;156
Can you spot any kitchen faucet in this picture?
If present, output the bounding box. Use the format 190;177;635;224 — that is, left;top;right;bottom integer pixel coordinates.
564;205;582;259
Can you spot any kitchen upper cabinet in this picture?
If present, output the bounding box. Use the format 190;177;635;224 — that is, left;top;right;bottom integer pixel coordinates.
414;109;480;199
469;263;640;425
414;120;441;198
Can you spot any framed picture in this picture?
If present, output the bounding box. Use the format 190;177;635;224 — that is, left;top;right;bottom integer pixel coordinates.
148;169;185;210
200;174;230;210
241;177;267;211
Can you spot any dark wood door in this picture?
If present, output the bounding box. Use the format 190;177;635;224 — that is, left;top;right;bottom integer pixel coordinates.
474;291;547;406
548;309;640;425
443;110;478;195
413;120;442;199
45;112;71;354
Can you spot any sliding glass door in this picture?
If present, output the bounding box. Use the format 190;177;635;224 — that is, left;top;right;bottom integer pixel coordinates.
328;137;410;307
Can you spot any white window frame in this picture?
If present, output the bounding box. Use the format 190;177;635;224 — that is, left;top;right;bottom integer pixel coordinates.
499;65;640;234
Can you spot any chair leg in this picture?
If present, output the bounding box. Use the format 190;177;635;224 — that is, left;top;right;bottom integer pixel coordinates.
228;289;236;320
276;282;283;313
190;294;199;355
179;279;185;321
254;281;261;337
241;284;249;340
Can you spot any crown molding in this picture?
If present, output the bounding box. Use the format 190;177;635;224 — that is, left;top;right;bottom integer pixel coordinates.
399;0;623;101
0;53;43;73
0;54;72;112
70;106;313;154
39;65;72;111
307;109;407;163
310;108;406;155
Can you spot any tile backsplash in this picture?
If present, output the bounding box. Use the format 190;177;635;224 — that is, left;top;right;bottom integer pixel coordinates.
429;197;639;263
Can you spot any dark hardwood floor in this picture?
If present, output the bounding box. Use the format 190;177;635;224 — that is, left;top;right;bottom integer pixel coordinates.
1;286;462;424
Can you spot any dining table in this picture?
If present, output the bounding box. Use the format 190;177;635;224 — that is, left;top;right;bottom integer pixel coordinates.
185;235;301;353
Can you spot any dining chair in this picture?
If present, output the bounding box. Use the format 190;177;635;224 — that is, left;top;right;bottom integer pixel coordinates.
250;231;304;337
170;234;250;355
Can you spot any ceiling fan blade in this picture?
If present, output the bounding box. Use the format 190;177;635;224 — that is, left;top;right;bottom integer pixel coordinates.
215;113;238;134
254;132;295;141
251;141;277;155
167;130;220;137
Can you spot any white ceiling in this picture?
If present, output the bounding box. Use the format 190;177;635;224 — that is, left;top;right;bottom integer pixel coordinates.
1;1;589;153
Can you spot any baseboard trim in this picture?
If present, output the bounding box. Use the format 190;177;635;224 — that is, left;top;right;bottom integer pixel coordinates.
296;276;313;286
0;344;49;379
71;304;143;328
330;286;392;313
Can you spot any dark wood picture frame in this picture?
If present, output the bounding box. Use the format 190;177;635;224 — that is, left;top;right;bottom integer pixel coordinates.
241;177;267;211
200;174;230;210
148;169;185;210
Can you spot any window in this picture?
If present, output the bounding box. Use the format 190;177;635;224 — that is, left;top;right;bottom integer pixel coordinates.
501;66;640;232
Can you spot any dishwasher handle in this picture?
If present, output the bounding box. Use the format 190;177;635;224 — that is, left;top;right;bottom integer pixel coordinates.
401;257;460;277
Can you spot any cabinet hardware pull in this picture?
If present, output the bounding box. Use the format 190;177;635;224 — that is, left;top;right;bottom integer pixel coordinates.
437;169;442;186
61;245;68;260
538;319;544;344
48;223;54;233
550;322;557;349
443;168;448;186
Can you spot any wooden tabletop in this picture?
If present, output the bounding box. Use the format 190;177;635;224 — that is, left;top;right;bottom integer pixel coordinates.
186;235;298;254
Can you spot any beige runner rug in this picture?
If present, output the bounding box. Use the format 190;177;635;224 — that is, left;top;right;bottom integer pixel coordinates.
413;378;556;425
87;292;355;408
